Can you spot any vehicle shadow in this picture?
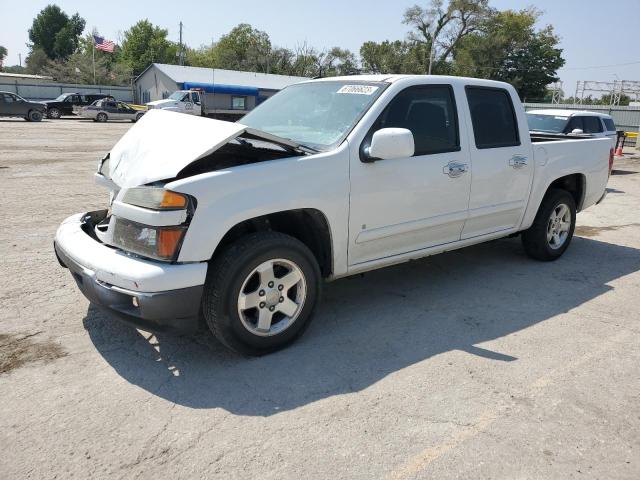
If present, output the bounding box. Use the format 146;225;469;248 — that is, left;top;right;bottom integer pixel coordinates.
83;235;640;415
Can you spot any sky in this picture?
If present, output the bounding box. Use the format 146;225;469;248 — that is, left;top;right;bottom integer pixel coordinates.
1;0;639;96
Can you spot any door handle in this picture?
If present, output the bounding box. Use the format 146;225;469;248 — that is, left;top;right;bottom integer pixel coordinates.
443;162;468;178
509;155;528;168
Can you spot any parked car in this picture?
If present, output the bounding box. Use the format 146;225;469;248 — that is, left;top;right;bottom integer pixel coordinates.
77;99;145;122
55;75;613;355
526;109;617;141
42;92;114;119
0;91;46;121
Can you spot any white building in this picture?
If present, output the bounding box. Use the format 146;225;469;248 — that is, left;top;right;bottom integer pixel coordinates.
133;63;308;114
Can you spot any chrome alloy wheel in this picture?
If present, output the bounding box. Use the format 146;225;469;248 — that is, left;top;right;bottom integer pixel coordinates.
547;203;571;250
237;258;307;337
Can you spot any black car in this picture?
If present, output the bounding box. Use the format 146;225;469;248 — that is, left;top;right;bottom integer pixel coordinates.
0;91;46;122
43;92;114;119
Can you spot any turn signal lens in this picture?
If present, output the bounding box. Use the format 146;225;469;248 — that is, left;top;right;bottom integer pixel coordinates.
157;229;185;258
122;187;188;210
159;190;187;209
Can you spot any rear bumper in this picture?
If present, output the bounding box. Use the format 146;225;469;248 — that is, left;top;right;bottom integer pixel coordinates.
54;211;207;334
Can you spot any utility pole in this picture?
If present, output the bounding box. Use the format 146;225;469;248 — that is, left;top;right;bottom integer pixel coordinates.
178;21;184;66
18;53;22;67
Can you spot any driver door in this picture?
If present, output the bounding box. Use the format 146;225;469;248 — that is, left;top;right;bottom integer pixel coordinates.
348;84;471;266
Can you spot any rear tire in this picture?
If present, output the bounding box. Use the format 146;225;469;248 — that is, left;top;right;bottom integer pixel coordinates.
202;232;322;356
96;112;108;123
28;110;43;122
522;189;576;261
134;113;144;122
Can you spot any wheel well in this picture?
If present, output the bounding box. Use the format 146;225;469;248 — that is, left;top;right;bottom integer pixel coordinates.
214;209;333;277
547;174;585;211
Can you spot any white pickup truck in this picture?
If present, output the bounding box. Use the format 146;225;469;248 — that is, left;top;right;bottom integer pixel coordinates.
55;75;613;355
146;90;203;116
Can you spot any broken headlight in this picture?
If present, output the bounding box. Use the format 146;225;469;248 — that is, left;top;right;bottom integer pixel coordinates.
112;218;186;262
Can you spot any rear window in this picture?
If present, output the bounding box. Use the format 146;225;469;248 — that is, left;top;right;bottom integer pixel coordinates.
466;87;520;149
603;118;616;131
582;116;603;134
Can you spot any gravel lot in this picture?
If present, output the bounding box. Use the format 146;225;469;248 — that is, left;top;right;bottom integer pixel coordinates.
1;118;639;479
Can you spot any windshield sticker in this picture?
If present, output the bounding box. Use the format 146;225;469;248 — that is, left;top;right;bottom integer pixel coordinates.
554;116;568;120
337;85;379;95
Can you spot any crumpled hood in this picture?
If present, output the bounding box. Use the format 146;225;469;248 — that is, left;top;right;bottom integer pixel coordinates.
105;109;246;187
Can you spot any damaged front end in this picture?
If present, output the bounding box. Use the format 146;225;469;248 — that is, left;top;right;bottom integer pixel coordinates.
92;109;309;264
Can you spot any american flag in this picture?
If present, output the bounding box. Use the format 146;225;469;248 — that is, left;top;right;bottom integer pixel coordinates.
93;35;115;53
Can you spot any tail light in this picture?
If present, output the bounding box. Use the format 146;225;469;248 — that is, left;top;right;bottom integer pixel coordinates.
608;148;614;177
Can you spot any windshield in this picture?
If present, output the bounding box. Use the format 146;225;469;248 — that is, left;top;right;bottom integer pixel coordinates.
526;113;569;133
53;93;70;102
168;91;187;101
240;81;387;149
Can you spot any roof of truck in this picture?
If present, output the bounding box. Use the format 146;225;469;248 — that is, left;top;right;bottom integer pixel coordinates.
527;109;613;119
307;74;514;88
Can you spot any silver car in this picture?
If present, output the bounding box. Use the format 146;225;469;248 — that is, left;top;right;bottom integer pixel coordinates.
78;99;145;122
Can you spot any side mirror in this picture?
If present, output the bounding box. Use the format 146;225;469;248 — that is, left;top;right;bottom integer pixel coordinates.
364;128;415;161
571;128;584;134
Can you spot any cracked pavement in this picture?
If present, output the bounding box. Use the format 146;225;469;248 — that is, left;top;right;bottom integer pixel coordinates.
1;118;639;479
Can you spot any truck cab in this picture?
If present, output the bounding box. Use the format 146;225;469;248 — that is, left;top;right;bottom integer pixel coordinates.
146;90;202;115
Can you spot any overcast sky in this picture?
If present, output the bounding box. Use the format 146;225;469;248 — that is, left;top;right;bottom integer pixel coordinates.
1;0;638;95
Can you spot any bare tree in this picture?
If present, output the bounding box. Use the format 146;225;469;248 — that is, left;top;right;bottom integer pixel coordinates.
403;0;491;73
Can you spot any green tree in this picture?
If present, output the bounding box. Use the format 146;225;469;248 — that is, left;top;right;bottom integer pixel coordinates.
120;20;178;75
0;46;7;69
360;40;423;74
28;5;85;60
454;9;565;100
214;23;272;72
25;48;50;74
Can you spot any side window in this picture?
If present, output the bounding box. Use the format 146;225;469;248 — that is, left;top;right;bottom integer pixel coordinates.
3;93;15;103
369;85;460;155
566;117;585;133
466;87;520;149
603;118;616;131
231;96;247;110
583;116;603;133
191;92;200;104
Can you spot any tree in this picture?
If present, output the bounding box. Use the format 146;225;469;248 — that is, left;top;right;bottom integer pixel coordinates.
360;40;424;74
214;23;272;72
120;20;178;75
25;48;49;74
28;5;85;60
454;9;565;100
402;0;491;73
41;32;131;85
0;46;7;69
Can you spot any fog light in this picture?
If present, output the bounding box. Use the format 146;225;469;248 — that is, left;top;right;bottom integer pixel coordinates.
132;296;139;307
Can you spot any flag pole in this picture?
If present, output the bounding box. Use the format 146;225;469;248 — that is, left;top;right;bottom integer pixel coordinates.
92;36;96;84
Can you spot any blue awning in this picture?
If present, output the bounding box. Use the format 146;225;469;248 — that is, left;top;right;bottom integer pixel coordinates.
181;82;259;97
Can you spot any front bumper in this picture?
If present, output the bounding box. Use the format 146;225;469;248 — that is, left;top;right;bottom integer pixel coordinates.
54;211;207;334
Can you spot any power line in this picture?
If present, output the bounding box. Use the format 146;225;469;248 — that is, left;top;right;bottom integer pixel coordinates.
559;60;640;71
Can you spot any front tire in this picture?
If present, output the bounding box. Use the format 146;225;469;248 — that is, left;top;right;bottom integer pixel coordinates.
202;232;321;355
47;107;61;119
522;189;576;261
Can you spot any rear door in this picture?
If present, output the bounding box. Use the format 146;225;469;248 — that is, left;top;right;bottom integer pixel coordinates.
461;86;533;239
348;84;472;265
